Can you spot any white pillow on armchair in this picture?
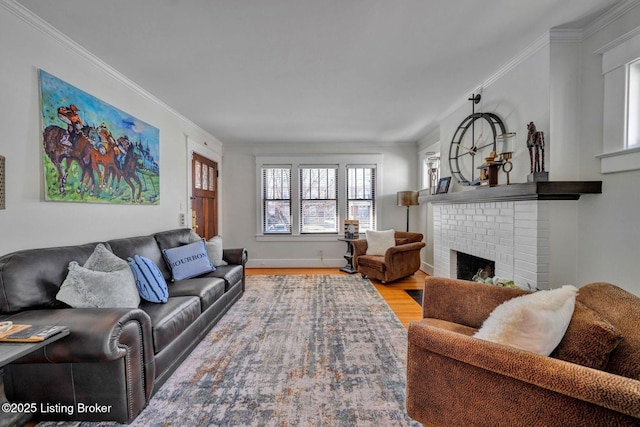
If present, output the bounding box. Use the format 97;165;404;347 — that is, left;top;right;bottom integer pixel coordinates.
365;229;396;256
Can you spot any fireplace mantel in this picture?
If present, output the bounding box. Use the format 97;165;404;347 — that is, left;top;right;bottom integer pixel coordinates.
419;181;601;205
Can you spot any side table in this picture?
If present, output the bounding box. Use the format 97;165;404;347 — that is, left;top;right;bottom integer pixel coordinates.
0;328;70;426
338;238;359;274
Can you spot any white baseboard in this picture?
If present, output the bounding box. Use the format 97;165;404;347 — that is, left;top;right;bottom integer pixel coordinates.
421;261;434;276
247;258;345;268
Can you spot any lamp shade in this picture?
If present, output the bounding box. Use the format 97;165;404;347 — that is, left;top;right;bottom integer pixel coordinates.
397;191;418;207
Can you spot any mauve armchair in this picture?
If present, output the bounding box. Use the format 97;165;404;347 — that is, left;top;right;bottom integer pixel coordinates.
352;231;425;283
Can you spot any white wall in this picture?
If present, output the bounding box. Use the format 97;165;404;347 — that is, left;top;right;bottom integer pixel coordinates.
574;5;640;294
439;44;551;192
416;132;440;275
0;4;222;255
222;142;419;267
428;4;640;295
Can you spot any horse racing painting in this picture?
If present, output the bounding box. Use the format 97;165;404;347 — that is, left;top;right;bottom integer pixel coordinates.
39;70;160;204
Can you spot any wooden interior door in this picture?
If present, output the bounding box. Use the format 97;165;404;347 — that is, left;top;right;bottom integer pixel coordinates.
191;153;218;239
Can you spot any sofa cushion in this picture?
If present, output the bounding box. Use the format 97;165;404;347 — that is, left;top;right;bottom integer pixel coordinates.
56;244;140;308
128;255;169;303
108;235;171;281
474;285;578;356
154;228;192;251
188;231;228;267
575;282;640;381
139;296;201;354
162;240;215;281
168;277;225;311
0;242;103;313
206;237;229;267
365;229;396;256
357;255;386;272
551;301;622;370
203;264;243;291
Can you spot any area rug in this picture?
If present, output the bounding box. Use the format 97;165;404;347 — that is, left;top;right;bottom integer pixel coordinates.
39;274;420;426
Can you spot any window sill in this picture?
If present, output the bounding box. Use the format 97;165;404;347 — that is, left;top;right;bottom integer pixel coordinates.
256;234;343;242
596;146;640;174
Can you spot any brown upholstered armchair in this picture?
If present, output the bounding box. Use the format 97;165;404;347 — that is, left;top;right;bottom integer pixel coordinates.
406;277;640;427
352;231;425;283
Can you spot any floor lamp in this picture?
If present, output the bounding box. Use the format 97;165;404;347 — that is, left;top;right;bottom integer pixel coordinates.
397;191;419;232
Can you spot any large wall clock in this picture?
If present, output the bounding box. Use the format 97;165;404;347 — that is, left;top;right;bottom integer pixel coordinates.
448;95;506;186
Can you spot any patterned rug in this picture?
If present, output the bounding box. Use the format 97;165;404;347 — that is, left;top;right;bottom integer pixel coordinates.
39;275;420;426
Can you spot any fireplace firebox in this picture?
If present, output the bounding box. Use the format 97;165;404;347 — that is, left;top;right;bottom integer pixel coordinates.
456;252;495;281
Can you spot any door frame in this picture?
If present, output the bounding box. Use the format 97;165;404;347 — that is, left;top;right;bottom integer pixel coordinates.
186;136;222;236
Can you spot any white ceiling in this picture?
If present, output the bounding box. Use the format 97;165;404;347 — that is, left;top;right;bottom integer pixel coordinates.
16;0;622;145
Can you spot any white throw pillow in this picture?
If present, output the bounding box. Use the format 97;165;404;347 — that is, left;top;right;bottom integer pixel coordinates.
365;229;396;256
57;244;140;308
206;236;228;266
473;285;578;356
190;231;228;266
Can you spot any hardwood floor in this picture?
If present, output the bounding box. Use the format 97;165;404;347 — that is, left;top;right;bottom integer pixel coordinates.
247;268;426;327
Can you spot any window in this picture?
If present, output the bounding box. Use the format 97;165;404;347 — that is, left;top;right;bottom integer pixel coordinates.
598;28;640;173
347;166;375;232
263;167;291;234
300;167;338;233
627;58;640;149
257;155;381;238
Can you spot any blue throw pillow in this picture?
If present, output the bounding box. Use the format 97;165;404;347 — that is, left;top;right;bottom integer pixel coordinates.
128;255;169;303
162;239;215;281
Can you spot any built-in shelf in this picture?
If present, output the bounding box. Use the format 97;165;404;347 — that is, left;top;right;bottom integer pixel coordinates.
419;181;602;204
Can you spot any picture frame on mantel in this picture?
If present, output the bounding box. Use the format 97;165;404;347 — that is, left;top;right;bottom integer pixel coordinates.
436;177;451;194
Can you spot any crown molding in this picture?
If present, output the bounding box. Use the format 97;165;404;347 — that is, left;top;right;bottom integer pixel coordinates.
435;0;640;126
549;28;584;43
0;0;222;149
550;0;640;46
594;23;640;55
482;32;550;89
583;0;640;40
438;31;550;123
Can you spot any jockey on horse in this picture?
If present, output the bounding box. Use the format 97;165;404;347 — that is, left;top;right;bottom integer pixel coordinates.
57;104;84;147
98;123;128;169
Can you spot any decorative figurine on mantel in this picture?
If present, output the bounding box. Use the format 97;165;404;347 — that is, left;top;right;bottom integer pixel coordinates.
526;122;548;182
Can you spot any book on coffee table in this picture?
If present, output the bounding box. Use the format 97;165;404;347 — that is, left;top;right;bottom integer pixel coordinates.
0;324;67;343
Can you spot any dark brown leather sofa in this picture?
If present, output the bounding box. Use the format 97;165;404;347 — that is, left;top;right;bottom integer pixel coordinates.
0;228;247;423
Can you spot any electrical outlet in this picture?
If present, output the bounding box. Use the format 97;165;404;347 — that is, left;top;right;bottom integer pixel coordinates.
179;212;186;227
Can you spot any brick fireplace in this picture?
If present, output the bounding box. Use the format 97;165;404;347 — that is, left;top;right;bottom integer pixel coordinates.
422;182;602;291
433;200;548;289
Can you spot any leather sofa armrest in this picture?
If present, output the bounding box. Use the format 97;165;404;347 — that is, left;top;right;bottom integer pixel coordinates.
223;248;248;266
407;320;640;420
422;276;529;328
5;308;153;364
